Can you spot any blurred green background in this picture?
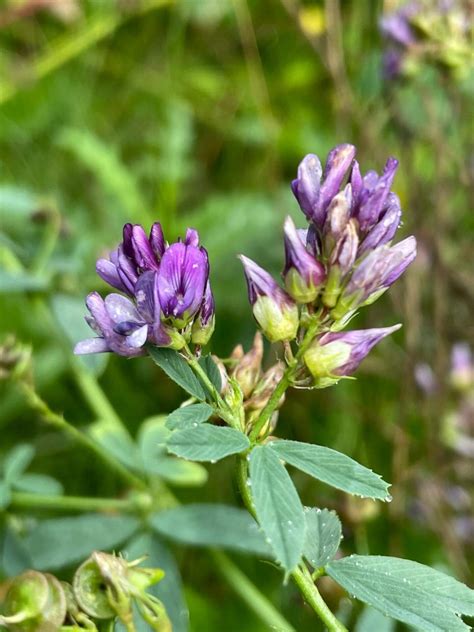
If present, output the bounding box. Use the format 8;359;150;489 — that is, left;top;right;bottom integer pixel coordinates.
0;0;472;630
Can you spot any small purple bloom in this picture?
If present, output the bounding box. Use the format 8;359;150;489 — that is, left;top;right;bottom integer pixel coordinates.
358;193;402;256
318;144;356;219
379;236;417;288
157;241;209;327
304;325;401;386
74;292;145;357
355;157;399;233
329;219;359;277
239;255;299;342
380;11;416;47
96;222;166;295
291;154;322;224
283;216;325;303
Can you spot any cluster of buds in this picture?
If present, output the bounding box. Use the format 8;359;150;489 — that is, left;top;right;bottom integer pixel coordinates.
75;224;215;356
380;0;473;80
225;332;285;434
240;144;416;387
0;336;31;381
0;553;170;631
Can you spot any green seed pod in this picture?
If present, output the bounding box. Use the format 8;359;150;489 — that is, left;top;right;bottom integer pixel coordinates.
0;571;66;632
72;556;116;620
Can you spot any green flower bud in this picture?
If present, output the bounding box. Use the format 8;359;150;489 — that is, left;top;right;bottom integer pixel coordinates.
0;571;66;632
253;296;299;343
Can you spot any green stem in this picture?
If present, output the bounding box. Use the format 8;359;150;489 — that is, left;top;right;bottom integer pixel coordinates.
183;344;239;429
292;566;348;632
72;365;128;433
249;319;321;442
10;492;137;513
237;455;348;631
20;382;147;491
211;549;296;632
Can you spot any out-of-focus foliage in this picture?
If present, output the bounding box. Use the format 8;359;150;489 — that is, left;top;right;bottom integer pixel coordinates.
0;0;472;630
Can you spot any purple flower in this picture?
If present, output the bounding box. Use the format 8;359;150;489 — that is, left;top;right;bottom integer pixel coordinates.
239;255;299;342
157;241;209;327
283;216;325;303
96;222;166;295
332;236;417;319
450;343;473;390
304;325;401;387
380;10;416;47
358;193;402;256
292;145;356;228
354;157;399;234
74;273;179;357
76;223;214;355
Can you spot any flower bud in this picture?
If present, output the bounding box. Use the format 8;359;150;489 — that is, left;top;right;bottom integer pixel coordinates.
246;362;285;411
283;216;325;303
322;220;359;309
323;186;352;249
304;325;401;387
231;332;263;398
0;337;31;381
191;281;215;345
239;255;299;342
291;153;322;224
318;144;356;219
0;571;66;632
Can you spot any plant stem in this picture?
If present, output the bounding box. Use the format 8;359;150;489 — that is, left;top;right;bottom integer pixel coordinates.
249;319;321;441
10;492;137;513
211;549;296;632
20;382;147;491
292;566;348;632
182;344;240;428
237;455;348;631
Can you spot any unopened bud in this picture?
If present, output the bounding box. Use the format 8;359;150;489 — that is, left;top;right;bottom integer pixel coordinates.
0;571;66;631
246;362;285;411
231;332;263;398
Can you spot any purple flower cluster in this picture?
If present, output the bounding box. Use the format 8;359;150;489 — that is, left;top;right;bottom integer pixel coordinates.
240;144;416;386
75;224;214;357
380;0;473;79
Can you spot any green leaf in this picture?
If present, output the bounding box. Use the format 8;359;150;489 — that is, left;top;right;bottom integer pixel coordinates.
167;425;249;462
326;555;474;632
198;355;222;393
148;347;207;400
50;294;108;375
249;445;305;572
0;270;48;293
355;607;395;632
165;403;214;430
0;481;11;510
0;526;32;576
303;507;342;568
24;514;139;570
3;443;35;483
14;473;64;496
123;532;189;632
57;128;146;221
138;417;208;486
89;421;140;471
150;504;271;557
268;440;390;501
